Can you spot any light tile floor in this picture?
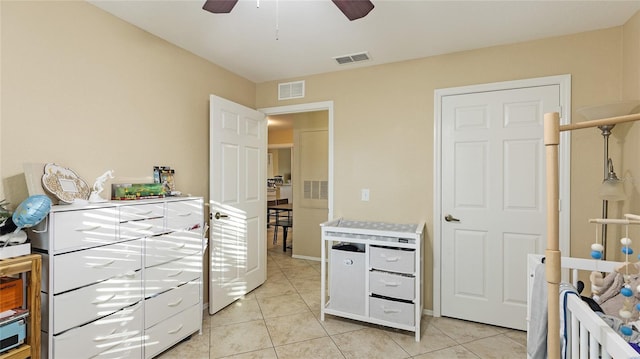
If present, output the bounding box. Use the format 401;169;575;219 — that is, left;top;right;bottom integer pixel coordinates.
158;230;527;358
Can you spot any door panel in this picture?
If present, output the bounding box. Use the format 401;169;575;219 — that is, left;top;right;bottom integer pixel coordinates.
441;85;559;330
209;95;266;315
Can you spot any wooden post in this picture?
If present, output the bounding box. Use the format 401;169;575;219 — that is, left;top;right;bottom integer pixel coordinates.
544;112;561;359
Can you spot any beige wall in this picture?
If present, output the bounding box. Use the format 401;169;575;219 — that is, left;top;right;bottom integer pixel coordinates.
267;127;294;145
1;1;256;308
292;111;328;258
620;11;640;256
257;24;636;310
1;1;255;206
3;0;640;313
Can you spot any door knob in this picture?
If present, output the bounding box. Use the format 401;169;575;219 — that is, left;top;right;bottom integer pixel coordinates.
444;214;460;222
214;212;229;220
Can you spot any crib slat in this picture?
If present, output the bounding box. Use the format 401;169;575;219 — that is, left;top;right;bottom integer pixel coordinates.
580;323;588;359
590;332;599;358
571;313;579;358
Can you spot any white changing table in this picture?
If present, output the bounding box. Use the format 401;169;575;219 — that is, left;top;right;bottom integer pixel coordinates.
320;218;425;341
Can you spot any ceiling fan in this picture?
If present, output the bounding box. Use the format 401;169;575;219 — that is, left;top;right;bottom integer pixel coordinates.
202;0;375;21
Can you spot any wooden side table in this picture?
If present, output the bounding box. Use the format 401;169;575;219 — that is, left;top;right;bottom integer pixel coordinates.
0;254;41;359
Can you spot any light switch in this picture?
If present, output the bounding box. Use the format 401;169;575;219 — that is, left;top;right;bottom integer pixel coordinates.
361;188;370;201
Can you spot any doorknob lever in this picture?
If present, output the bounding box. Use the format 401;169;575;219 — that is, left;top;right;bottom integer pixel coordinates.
214;212;229;220
444;214;460;222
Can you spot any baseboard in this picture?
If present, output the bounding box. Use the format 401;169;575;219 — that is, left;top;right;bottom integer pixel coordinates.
291;254;321;261
422;308;434;317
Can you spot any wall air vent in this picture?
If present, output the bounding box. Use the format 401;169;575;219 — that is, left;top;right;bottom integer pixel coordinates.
333;52;370;65
278;80;305;101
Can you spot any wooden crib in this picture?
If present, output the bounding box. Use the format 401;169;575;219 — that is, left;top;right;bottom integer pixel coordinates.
528;254;640;358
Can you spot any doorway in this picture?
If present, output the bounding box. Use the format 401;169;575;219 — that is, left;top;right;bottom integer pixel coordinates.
261;101;334;260
433;75;571;329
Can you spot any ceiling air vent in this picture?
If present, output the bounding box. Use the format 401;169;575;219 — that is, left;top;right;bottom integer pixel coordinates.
278;80;305;101
333;51;370;65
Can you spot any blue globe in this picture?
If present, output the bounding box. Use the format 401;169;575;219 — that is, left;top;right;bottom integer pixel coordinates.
12;195;52;229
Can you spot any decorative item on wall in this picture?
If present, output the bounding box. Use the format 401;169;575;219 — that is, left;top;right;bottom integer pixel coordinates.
89;170;115;203
41;163;91;204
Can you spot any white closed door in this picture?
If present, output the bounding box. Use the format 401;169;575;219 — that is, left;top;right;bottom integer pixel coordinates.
209;95;266;314
441;85;559;330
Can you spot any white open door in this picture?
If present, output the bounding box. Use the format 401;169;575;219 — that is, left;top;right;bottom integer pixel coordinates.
209;95;267;314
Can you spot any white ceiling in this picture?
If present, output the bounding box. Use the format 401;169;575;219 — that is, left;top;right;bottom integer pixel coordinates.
89;0;640;83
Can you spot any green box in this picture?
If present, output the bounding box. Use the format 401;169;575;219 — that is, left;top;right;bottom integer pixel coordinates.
111;183;165;200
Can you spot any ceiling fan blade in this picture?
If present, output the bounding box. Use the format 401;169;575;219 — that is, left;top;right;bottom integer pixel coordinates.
202;0;238;14
332;0;374;21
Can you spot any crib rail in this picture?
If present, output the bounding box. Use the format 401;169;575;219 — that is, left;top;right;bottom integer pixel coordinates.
566;294;639;358
527;254;640;359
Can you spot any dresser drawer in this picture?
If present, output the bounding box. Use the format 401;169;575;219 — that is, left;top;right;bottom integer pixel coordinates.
144;304;200;359
53;302;143;359
53;239;143;294
369;246;415;274
119;203;164;222
145;232;202;268
166;200;203;232
145;255;201;298
145;280;199;328
53;270;142;334
120;217;165;240
369;296;414;327
92;340;142;359
51;208;118;252
369;270;415;301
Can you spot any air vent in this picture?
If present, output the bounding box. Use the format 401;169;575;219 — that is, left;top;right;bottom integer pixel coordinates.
278;80;305;100
304;180;328;200
333;51;371;65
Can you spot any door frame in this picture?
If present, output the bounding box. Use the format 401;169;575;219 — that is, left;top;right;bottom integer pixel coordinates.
432;75;571;317
259;101;335;225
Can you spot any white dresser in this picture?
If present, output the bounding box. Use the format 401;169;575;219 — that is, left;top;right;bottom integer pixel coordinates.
320;218;424;341
30;197;205;359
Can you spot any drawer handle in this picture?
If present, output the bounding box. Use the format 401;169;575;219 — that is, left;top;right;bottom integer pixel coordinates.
134;210;154;215
168;298;184;307
172;243;186;250
91;259;115;268
381;280;400;287
168;270;184;278
178;212;193;217
382;307;401;314
136;224;154;231
92;293;116;304
75;225;101;232
167;324;184;334
93;328;117;342
383;256;399;262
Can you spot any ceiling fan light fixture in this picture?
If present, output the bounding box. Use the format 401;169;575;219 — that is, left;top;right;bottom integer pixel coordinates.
202;0;238;14
331;0;374;21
